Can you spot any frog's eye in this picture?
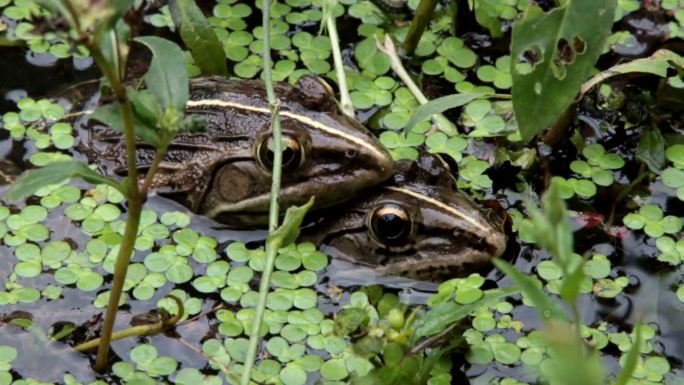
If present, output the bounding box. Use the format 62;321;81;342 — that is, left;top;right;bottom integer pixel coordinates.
368;204;413;246
257;135;305;172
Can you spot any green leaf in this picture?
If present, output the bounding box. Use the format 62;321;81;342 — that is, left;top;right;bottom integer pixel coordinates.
511;0;617;141
169;0;228;76
411;287;517;340
405;92;491;133
5;161;123;202
91;102;162;148
613;323;642;385
134;36;189;111
267;197;315;247
493;259;568;322
581;49;684;96
560;259;585;304
636;129;666;173
662;167;684;188
666;144;684;168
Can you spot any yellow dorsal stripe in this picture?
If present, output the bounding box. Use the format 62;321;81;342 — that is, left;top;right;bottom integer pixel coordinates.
186;99;386;159
384;186;489;232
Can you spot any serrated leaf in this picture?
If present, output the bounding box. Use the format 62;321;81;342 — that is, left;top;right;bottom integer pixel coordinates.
511;0;617;142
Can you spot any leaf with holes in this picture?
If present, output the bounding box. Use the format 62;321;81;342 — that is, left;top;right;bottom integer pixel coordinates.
510;0;617;142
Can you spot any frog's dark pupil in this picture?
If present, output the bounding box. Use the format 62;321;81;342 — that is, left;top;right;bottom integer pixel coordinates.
377;213;407;239
282;146;295;166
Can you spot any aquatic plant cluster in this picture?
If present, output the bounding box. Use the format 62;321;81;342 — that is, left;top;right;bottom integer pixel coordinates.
0;0;683;384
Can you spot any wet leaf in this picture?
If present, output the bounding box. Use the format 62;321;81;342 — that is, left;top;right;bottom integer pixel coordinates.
581;49;684;95
169;0;227;76
494;259;568;322
511;0;617;141
412;287;516;339
5;161;123;202
134;36;189;112
405;92;490;133
268;197;315;247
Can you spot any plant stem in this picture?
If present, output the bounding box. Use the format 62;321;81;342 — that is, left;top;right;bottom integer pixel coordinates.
607;163;648;226
87;41;144;372
325;0;354;118
401;0;439;55
94;197;141;370
376;35;458;136
177;337;240;383
240;0;284;383
140;145;168;197
74;296;182;351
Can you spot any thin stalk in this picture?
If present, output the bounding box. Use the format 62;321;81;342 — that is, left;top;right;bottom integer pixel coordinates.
240;0;284;383
570;302;583;343
376;35;458;136
140;145;168;197
87;39;143;373
177;337;240;383
401;0;439;56
324;0;354;118
74;298;182;351
607;163;648;226
94;197;141;370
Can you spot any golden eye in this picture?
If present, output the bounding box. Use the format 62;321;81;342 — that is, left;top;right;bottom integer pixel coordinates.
369;204;413;246
257;135;305;172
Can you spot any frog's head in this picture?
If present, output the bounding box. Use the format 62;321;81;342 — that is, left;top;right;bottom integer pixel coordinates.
171;76;394;226
303;153;506;281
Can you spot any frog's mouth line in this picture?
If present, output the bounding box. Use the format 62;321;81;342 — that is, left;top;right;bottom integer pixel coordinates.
377;247;499;277
202;170;388;218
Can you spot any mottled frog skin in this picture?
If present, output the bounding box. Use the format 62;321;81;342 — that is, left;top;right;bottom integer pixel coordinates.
303;153;506;281
90;76;394;226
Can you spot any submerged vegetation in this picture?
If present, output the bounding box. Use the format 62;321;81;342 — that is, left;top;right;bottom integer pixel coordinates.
0;0;683;384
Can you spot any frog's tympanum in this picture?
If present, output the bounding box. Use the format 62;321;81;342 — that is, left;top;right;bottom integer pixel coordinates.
303;153;506;280
90;76;394;226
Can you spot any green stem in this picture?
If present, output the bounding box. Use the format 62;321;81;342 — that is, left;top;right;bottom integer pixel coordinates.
401;0;439;56
140;145;168;197
325;1;354;118
87;41;143;373
376;35;458;136
607;163;648;226
240;0;284;383
74;296;183;351
94;197;141;370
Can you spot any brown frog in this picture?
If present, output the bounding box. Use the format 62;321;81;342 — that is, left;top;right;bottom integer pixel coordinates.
302;153;506;281
89;76;394;226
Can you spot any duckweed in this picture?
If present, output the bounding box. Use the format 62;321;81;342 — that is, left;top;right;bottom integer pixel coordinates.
1;0;683;384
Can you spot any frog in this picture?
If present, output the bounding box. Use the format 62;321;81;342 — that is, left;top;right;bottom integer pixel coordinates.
302;153;506;281
89;75;395;227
